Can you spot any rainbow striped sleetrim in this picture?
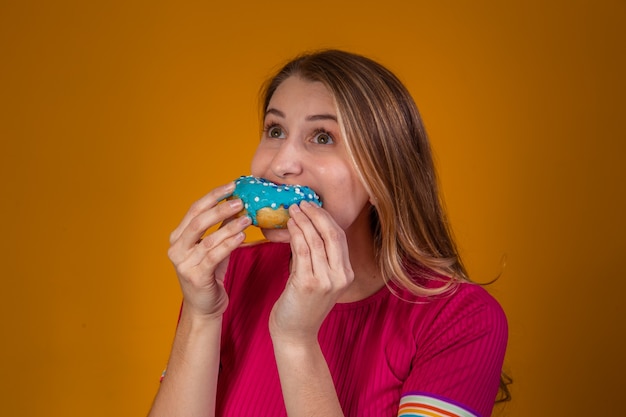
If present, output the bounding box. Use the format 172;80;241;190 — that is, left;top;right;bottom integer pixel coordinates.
397;394;479;417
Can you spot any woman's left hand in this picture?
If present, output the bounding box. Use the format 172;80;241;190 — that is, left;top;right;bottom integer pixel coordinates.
269;201;354;346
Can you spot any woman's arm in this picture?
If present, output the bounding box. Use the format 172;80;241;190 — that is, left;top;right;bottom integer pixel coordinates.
269;202;353;416
148;309;222;417
148;182;251;416
397;285;508;417
272;339;343;417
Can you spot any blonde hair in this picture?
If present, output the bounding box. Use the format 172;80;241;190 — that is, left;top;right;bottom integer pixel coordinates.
260;49;470;297
261;50;512;401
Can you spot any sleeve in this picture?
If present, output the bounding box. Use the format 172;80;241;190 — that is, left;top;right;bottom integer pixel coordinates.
398;286;508;417
397;393;480;417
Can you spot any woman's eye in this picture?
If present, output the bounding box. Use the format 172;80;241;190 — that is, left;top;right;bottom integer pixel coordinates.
267;126;284;138
314;132;334;145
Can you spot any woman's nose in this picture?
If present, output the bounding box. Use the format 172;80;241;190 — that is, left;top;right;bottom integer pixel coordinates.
270;140;303;180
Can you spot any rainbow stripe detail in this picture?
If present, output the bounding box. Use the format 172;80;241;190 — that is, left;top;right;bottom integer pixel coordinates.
397;394;479;417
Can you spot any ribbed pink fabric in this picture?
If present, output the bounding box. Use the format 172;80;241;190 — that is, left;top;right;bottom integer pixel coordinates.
216;242;507;417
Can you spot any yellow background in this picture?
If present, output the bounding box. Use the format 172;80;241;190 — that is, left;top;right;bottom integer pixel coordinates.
1;0;624;415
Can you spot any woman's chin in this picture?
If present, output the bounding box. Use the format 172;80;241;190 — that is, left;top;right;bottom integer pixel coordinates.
261;228;291;243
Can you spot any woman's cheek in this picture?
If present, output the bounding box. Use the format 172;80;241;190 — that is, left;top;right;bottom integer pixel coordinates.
320;201;350;228
250;146;270;176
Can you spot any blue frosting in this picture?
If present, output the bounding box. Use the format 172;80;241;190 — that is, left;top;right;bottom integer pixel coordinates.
232;175;322;226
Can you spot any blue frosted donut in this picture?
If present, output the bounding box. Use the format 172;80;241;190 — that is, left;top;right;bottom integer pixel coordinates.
232;175;322;228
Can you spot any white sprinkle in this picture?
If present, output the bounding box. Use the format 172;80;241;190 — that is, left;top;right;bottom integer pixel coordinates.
254;197;260;202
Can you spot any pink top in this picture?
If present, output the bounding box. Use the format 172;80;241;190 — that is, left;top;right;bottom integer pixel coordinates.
216;242;508;416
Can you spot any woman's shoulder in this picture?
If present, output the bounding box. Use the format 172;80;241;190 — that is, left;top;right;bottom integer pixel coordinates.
393;276;505;315
422;282;507;329
389;280;508;342
416;282;508;346
444;282;505;311
452;282;507;323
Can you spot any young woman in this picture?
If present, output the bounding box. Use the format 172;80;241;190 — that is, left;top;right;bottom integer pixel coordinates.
148;49;509;417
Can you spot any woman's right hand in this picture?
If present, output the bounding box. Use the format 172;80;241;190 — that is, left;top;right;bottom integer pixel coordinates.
167;182;252;318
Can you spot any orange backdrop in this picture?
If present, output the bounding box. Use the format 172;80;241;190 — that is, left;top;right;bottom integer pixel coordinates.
1;0;625;416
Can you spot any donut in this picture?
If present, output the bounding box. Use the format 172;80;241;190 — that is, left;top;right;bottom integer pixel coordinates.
231;175;322;229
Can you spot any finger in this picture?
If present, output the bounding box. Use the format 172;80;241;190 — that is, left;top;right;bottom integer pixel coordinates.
198;226;248;276
217;209;241;230
180;198;244;249
179;215;251;271
298;201;351;274
169;182;235;244
286;215;314;278
168;198;244;265
288;204;329;277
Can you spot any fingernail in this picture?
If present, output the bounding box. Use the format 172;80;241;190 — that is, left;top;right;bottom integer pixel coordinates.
290;203;301;213
218;183;236;202
224;182;235;192
229;199;243;209
239;215;252;225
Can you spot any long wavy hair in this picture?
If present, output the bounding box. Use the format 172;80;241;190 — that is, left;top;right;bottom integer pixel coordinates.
259;49;511;402
261;49;468;296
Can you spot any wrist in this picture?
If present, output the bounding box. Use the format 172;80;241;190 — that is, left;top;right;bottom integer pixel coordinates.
270;331;320;354
269;315;320;348
179;303;225;328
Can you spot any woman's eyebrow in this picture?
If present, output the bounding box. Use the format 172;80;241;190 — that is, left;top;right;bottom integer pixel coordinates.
265;108;285;118
306;114;337;122
265;108;337;122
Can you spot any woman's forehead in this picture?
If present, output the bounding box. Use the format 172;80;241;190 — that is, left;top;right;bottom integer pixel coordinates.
266;76;337;116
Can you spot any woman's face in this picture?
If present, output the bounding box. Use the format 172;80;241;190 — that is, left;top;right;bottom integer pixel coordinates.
251;75;372;243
